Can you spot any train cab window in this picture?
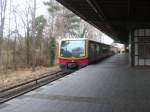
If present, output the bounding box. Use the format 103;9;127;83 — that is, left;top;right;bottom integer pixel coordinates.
60;40;86;58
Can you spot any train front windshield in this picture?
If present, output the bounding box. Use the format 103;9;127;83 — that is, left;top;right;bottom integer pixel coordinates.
60;40;86;58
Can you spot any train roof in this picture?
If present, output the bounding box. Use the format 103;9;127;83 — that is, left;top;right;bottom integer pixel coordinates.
60;38;87;41
60;38;106;44
60;38;104;42
59;38;117;48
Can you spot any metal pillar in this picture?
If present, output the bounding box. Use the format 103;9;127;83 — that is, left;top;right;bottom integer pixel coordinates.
129;29;135;66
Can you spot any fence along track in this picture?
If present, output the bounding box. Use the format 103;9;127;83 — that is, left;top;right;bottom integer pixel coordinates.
0;70;71;104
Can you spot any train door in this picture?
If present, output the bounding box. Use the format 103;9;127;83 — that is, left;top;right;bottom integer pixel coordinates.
96;43;100;58
89;42;95;63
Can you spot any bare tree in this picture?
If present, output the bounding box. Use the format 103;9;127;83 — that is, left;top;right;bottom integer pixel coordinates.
12;6;18;70
5;0;11;73
19;0;32;66
31;0;36;71
0;0;7;66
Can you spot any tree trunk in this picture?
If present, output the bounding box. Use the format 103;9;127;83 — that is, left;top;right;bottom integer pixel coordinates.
31;0;36;71
13;36;17;70
5;0;10;73
0;0;7;69
26;27;31;66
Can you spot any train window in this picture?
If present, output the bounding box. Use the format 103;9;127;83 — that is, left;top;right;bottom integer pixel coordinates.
99;44;102;53
89;43;95;57
102;45;108;53
60;40;86;58
96;44;100;54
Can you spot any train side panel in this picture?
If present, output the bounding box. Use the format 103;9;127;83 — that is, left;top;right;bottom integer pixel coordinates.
88;40;115;64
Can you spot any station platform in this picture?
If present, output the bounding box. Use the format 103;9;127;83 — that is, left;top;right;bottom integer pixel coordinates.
1;54;150;112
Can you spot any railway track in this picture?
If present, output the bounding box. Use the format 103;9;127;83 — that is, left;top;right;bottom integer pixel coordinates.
0;70;71;104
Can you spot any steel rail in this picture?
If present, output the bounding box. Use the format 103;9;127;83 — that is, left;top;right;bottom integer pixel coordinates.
0;70;71;104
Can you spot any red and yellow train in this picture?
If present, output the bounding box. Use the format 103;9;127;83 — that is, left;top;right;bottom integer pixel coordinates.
58;38;118;70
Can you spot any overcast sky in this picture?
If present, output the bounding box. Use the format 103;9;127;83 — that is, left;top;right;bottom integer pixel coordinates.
36;0;49;17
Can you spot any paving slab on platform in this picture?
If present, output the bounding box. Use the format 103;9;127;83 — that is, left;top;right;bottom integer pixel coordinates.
1;54;150;112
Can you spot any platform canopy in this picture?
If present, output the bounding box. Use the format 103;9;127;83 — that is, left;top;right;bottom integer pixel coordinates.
56;0;150;43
